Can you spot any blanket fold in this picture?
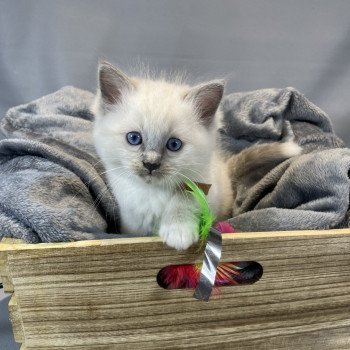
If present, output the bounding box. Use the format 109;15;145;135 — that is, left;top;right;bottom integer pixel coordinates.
0;87;120;242
0;86;349;242
221;87;350;231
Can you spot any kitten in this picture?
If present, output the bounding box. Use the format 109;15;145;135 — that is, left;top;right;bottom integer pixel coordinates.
92;62;301;250
92;61;232;250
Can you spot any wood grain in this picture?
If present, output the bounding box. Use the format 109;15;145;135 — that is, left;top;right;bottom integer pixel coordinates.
1;229;350;349
9;294;24;343
0;238;23;292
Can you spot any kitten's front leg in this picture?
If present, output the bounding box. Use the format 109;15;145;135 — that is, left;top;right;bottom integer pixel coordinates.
158;194;199;250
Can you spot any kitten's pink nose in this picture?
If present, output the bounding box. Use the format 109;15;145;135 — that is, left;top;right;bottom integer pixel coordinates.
143;162;160;174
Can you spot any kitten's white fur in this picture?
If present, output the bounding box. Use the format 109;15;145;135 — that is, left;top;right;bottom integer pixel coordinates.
92;62;232;250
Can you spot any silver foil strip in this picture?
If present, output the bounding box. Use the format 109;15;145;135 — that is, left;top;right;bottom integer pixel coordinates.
193;227;222;301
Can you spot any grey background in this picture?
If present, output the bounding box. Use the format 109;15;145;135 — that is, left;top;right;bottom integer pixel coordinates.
1;0;350;144
1;0;350;348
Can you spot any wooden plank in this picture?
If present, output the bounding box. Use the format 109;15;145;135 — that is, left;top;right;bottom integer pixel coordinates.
0;269;13;292
0;238;24;292
0;238;13;291
1;238;26;348
9;294;25;343
1;228;350;252
2;229;350;349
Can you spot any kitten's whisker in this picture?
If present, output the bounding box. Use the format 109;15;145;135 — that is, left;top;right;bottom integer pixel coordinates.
168;172;192;200
182;169;206;182
87;168;130;216
99;166;129;176
91;158;121;168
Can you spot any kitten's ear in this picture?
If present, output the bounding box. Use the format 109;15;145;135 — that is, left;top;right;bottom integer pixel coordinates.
185;80;225;126
97;61;134;107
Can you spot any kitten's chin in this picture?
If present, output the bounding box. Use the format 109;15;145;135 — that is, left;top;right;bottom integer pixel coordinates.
142;174;153;184
136;172;163;185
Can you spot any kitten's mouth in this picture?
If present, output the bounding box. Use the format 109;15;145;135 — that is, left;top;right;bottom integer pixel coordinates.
143;174;153;183
138;171;163;183
133;165;170;184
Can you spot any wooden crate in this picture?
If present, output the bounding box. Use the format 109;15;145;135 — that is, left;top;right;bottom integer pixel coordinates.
1;229;350;350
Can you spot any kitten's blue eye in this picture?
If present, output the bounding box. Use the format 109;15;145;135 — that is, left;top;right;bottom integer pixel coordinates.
126;132;142;145
166;138;182;152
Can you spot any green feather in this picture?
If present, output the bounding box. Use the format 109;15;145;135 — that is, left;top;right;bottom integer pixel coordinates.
185;179;215;241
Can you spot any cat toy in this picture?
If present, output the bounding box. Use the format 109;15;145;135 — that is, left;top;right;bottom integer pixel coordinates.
157;180;262;300
165;180;231;301
157;260;263;290
185;179;221;301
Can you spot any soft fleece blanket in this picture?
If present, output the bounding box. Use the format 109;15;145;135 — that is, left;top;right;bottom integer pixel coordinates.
0;87;120;242
221;87;350;231
0;86;349;242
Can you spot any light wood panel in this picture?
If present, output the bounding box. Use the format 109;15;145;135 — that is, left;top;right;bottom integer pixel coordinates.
1;229;350;349
9;294;24;343
0;238;22;292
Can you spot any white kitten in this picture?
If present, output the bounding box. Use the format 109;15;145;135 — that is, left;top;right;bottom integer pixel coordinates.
92;62;233;250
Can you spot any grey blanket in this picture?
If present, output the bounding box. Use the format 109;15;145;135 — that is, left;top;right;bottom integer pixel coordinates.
0;86;349;242
0;87;120;242
221;87;350;231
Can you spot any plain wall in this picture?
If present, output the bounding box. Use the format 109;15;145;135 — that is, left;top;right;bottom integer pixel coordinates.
1;0;350;143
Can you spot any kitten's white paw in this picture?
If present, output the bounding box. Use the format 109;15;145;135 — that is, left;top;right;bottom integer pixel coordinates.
159;221;199;250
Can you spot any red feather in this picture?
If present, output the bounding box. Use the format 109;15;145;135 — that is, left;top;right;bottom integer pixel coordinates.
156;222;262;290
157;264;200;289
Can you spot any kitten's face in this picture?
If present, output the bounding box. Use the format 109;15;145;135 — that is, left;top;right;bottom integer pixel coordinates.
92;62;224;187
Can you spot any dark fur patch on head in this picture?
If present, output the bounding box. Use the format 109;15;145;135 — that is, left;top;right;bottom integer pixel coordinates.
98;61;133;107
185;80;224;127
